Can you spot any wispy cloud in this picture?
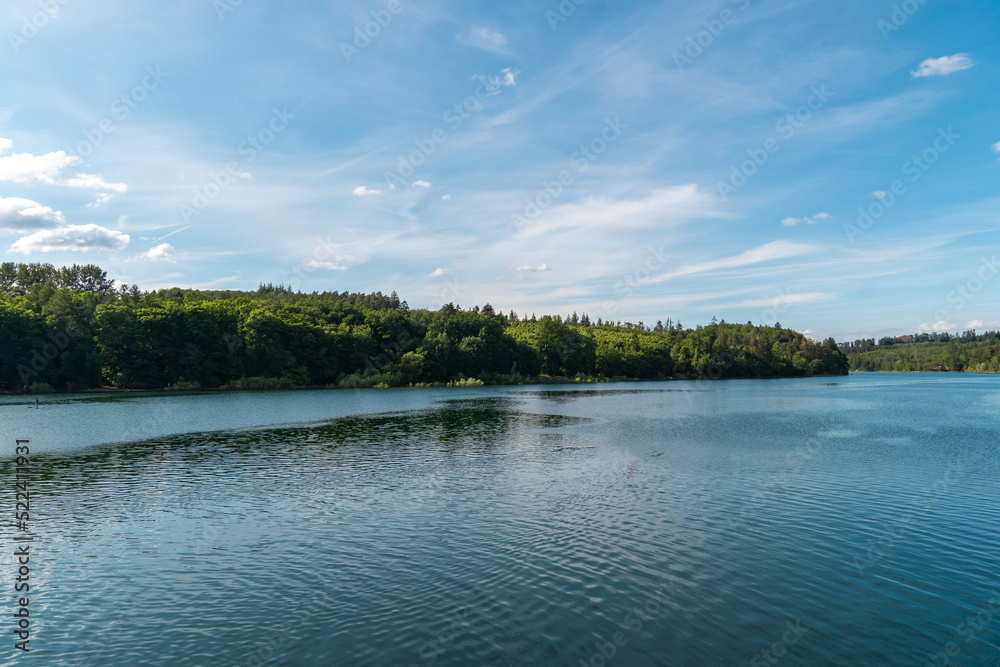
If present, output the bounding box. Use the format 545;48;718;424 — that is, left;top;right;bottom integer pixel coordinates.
518;185;716;239
642;241;817;285
412;180;431;188
781;212;831;226
457;27;509;55
430;268;452;277
516;264;549;272
473;67;518;95
735;293;833;308
306;260;347;270
911;54;975;78
992;141;1000;154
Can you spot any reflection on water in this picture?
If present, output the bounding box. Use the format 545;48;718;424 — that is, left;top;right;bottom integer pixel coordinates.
2;374;999;665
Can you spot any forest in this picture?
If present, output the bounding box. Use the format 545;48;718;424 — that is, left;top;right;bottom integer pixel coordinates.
841;330;1000;373
0;262;849;393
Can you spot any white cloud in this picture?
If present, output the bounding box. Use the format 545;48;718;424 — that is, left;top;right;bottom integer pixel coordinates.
305;260;346;270
352;185;384;197
87;193;114;208
457;27;509;55
782;212;831;226
872;191;887;199
64;174;127;193
0;196;65;230
11;224;130;253
0;138;127;191
502;67;517;86
992;141;1000;154
918;320;958;332
516;264;549;272
642;240;817;285
430;268;452;277
0;141;77;184
441;194;451;201
911;54;975;78
146;243;174;260
967;320;983;328
412;180;431;188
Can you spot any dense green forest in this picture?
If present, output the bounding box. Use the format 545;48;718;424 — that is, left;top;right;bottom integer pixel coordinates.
841;331;1000;373
0;262;848;393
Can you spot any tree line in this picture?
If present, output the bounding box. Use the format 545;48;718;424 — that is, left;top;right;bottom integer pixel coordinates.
841;330;1000;373
0;262;848;393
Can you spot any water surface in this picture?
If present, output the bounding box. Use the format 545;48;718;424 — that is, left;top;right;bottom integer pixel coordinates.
2;374;998;665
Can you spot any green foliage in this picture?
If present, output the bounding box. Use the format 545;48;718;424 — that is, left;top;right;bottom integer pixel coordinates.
0;263;849;392
165;378;202;391
220;377;296;391
843;330;1000;373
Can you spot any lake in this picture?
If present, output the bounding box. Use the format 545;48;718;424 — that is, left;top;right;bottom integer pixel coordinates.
2;373;999;666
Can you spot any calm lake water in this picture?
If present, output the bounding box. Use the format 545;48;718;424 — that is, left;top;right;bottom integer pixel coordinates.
2;373;999;666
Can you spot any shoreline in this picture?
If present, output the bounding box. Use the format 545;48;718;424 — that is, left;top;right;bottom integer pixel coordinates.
5;371;852;396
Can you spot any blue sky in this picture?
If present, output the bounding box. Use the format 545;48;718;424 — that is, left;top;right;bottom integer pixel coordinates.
1;0;998;340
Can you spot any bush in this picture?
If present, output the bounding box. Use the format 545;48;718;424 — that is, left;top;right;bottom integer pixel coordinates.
165;377;202;391
447;377;485;387
28;382;54;394
220;376;295;391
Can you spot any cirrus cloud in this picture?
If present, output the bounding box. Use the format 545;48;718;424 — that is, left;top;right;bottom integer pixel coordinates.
457;27;509;55
781;212;831;226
